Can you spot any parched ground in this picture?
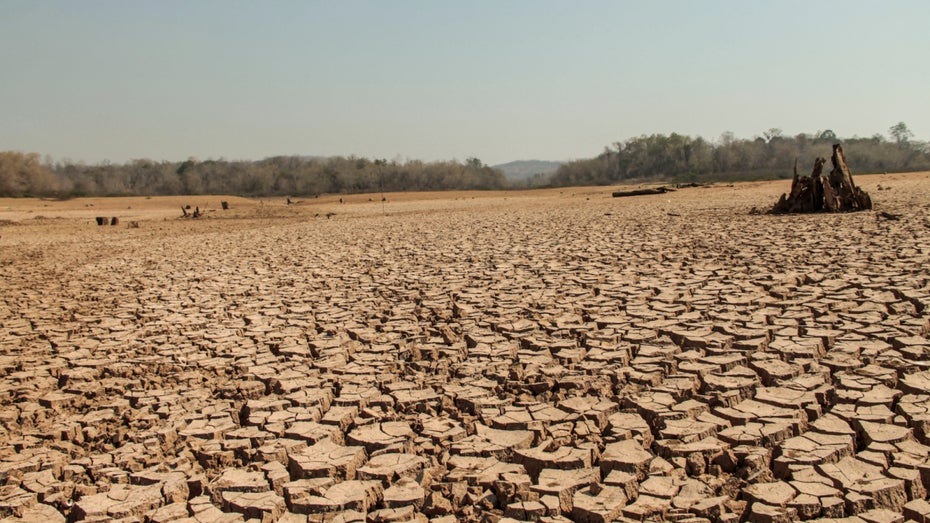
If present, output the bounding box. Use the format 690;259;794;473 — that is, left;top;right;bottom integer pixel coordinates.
0;173;929;523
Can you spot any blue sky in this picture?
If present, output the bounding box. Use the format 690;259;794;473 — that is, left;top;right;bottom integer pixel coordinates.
2;1;928;165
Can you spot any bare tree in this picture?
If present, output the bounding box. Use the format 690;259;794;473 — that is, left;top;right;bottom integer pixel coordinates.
889;122;914;147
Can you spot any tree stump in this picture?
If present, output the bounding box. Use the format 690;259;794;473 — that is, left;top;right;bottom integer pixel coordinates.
770;144;872;214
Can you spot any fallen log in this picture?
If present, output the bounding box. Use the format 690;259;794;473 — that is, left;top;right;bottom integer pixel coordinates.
612;187;674;198
770;144;871;214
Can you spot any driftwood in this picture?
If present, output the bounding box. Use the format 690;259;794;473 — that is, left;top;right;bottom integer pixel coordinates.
612;187;675;198
771;144;872;214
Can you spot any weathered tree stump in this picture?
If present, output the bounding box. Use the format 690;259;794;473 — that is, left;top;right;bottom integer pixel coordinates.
221;201;229;210
96;217;108;226
771;144;872;214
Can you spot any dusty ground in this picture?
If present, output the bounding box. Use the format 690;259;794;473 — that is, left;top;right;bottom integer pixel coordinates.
0;173;929;522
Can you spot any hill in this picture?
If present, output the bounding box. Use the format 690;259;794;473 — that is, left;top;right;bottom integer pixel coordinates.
492;160;563;181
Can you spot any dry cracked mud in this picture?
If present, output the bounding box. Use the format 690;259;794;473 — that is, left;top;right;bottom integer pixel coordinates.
1;174;929;523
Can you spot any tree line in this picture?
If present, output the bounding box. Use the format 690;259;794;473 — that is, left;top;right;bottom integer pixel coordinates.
0;154;507;198
1;123;927;197
549;123;930;187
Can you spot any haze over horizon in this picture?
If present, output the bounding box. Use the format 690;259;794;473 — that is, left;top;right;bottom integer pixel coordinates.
2;1;928;166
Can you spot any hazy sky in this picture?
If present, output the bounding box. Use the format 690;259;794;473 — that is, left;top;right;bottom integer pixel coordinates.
2;1;928;165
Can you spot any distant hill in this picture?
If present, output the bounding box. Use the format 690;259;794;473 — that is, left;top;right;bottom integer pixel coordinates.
492;160;563;181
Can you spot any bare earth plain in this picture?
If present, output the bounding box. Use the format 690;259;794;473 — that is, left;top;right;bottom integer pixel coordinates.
1;173;929;523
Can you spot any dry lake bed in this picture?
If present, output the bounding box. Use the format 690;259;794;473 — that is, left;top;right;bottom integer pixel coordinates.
1;173;929;523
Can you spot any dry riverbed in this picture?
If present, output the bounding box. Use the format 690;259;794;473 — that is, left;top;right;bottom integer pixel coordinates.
1;173;929;522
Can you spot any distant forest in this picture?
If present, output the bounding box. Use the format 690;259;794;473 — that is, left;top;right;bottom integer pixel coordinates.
549;123;930;187
1;123;927;198
0;155;507;198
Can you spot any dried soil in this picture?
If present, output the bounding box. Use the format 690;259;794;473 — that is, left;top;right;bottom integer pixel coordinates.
1;173;929;522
